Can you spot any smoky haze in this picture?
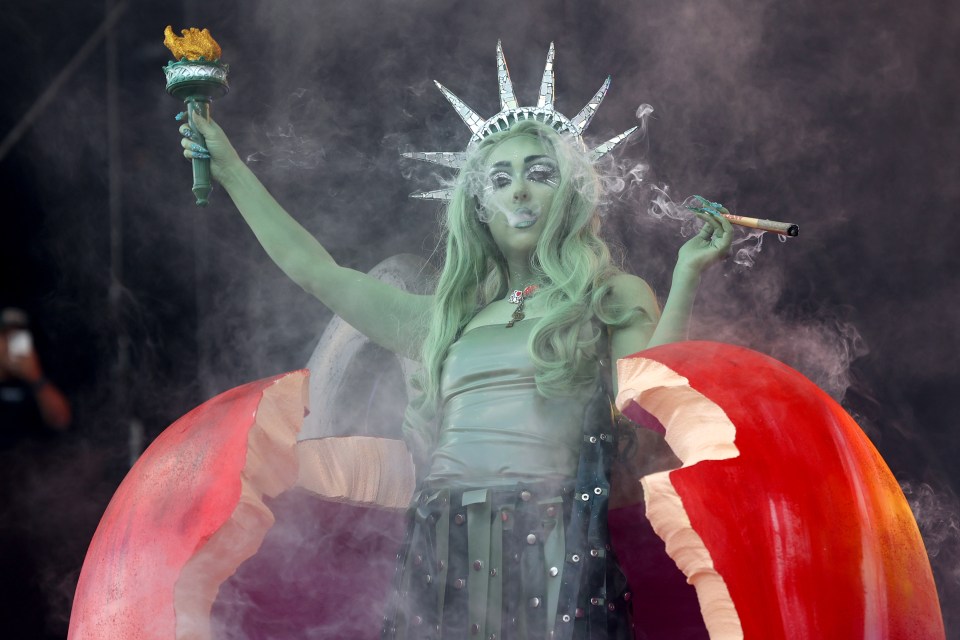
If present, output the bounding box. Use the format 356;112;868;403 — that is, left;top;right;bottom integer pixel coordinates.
1;0;958;637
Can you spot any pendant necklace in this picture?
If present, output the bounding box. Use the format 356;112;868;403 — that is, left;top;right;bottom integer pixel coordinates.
506;285;538;328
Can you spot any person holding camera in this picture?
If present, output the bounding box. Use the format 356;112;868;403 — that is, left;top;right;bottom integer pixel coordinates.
0;307;71;446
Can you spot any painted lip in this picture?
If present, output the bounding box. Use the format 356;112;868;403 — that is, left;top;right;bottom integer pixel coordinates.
510;207;539;228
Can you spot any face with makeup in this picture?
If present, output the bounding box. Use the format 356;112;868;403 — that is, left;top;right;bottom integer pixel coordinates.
478;135;560;258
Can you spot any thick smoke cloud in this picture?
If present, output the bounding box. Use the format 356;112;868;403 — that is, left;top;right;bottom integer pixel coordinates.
1;0;958;636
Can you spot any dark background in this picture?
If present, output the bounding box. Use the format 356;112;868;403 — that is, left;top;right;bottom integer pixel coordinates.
1;0;958;637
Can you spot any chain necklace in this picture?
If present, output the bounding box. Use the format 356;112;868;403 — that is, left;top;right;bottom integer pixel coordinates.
506;285;538;328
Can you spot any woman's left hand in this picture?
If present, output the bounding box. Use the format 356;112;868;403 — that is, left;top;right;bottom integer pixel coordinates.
675;206;734;274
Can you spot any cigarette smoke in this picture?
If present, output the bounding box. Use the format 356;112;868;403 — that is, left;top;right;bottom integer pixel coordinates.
1;0;958;635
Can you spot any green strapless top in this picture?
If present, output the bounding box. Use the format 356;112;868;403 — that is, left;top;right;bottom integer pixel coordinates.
423;319;595;487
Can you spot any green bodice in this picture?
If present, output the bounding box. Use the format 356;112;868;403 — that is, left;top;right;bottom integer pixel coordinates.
423;318;594;487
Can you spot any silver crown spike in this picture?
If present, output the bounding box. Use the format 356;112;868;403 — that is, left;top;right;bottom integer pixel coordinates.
496;40;518;111
410;188;454;201
570;77;611;135
402;151;468;169
404;42;639;201
434;81;486;137
589;126;639;162
536;43;556;109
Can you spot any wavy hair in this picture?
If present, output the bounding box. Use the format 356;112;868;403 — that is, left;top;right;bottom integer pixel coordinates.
416;120;637;408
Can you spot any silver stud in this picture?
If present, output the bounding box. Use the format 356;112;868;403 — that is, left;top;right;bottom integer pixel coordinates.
455;513;466;525
471;623;480;635
561;614;571;623
454;578;466;589
571;554;581;563
594;487;602;495
624;591;632;601
520;490;532;501
591;597;601;605
590;549;599;557
589;436;597;443
581;493;590;501
526;533;537;544
545;506;557;517
473;559;483;571
438;560;446;570
549;566;559;577
490;568;498;577
412;616;423;626
424;574;432;584
529;597;541;608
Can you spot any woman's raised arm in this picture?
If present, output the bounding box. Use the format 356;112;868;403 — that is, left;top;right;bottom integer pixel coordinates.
180;113;430;359
648;208;733;347
608;209;733;392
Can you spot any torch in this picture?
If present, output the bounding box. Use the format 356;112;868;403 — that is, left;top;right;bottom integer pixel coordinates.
687;195;800;237
162;26;229;206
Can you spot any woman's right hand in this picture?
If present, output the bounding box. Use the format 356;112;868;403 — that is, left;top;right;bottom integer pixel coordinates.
178;111;242;184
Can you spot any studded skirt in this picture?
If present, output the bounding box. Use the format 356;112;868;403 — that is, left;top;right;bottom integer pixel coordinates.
383;387;633;640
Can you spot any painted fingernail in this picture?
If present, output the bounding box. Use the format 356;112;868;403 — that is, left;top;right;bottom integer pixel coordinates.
193;152;211;160
182;128;193;139
190;143;208;153
175;111;186;121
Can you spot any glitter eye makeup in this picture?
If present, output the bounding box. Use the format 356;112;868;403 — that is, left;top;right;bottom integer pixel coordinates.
488;155;559;191
525;162;559;187
489;171;512;189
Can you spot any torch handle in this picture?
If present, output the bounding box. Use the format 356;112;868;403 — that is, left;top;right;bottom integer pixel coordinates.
185;97;212;207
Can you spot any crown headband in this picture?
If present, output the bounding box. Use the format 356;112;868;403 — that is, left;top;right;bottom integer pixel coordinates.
404;41;638;201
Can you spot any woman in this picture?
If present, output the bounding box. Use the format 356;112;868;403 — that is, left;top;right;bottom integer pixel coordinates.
179;95;730;638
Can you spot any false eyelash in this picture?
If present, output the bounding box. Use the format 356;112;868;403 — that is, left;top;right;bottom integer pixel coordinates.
527;164;559;185
489;171;512;188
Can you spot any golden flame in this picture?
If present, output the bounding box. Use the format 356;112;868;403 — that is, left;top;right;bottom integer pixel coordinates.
163;25;222;62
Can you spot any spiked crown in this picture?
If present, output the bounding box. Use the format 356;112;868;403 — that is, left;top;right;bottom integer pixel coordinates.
404;41;638;201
